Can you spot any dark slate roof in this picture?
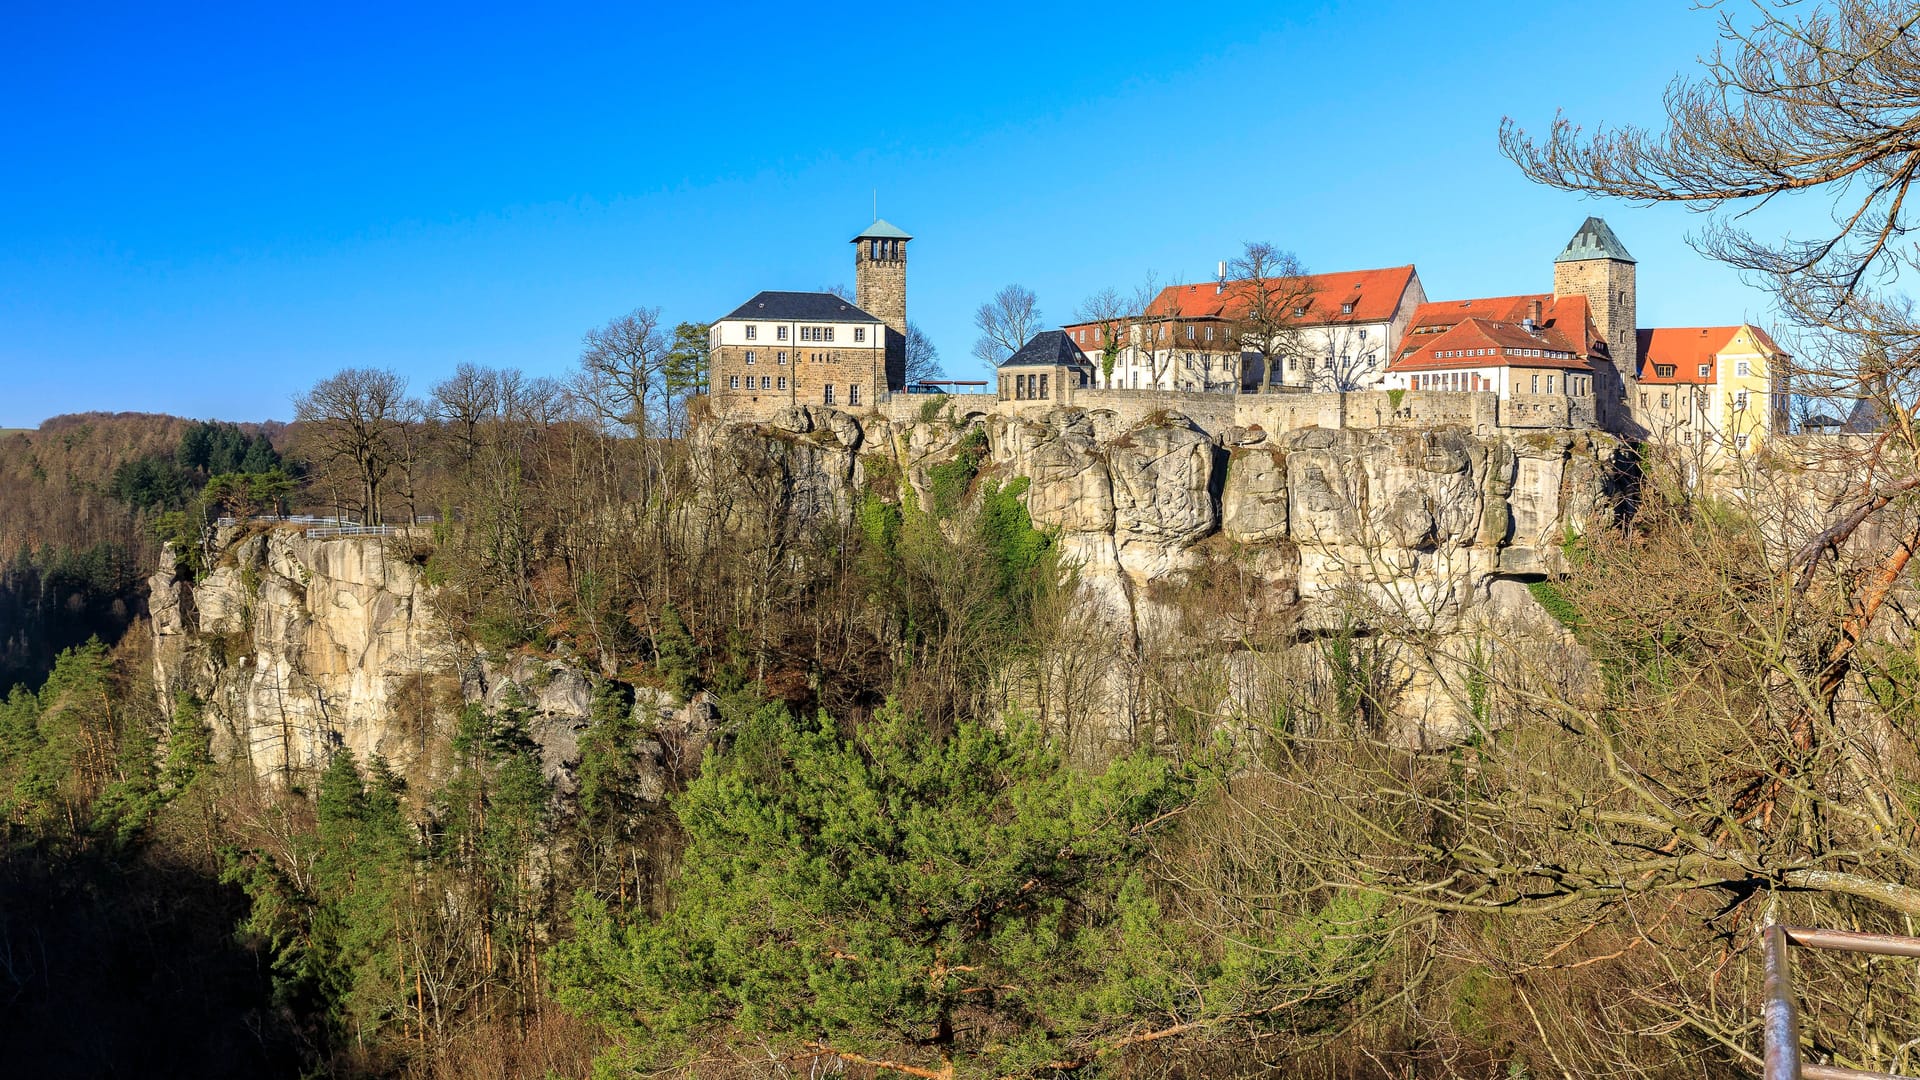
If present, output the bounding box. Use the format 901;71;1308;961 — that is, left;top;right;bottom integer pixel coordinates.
1555;216;1636;264
998;329;1093;368
719;291;881;323
852;218;912;241
1844;395;1888;433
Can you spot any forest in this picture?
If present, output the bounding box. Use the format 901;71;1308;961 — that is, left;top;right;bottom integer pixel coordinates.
7;4;1920;1078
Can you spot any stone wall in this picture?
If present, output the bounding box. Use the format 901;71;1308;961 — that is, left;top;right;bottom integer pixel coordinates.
874;393;1000;424
1069;389;1238;432
712;342;886;420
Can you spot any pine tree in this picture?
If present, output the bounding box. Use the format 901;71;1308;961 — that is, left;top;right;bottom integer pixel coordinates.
551;702;1232;1079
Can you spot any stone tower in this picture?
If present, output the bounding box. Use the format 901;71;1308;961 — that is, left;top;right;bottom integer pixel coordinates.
853;219;910;390
1553;216;1638;432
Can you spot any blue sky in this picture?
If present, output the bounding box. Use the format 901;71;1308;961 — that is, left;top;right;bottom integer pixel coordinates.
0;1;1799;427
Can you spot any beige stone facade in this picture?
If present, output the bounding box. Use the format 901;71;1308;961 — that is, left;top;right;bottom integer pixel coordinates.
711;333;887;418
710;221;911;420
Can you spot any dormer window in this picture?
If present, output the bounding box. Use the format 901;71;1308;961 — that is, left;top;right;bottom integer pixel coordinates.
1341;302;1355;314
1698;363;1710;379
1656;364;1676;378
1293;306;1307;317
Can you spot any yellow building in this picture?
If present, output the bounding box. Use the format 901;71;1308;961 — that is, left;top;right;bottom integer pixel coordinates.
1633;324;1790;455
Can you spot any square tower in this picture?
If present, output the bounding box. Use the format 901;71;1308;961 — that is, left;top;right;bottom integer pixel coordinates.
853;219;910;390
1553;216;1638;432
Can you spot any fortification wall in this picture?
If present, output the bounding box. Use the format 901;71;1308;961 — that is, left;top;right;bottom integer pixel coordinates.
1068;389;1237;432
855;386;1593;438
872;393;1000;424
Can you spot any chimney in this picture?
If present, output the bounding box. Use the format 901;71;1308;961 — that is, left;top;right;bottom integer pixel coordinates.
1216;260;1227;295
1525;298;1542;330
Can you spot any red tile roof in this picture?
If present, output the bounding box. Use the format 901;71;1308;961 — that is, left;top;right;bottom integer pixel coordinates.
1635;327;1743;384
1060;265;1419;336
1388;317;1592;374
1389;293;1597;374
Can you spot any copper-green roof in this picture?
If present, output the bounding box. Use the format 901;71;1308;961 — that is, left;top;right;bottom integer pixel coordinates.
1554;216;1635;264
851;218;913;241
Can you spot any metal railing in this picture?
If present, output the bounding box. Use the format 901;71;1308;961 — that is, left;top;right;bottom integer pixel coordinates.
1764;924;1920;1080
303;525;399;539
216;514;360;528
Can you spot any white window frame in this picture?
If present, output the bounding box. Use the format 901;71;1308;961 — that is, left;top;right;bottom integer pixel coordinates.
745;324;757;341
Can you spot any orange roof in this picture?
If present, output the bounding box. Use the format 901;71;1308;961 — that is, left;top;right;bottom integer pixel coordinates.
1059;266;1418;334
1635;326;1743;385
1403;294;1597;343
1388;316;1592;374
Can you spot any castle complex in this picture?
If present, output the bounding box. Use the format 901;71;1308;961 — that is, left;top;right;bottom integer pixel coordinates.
709;216;1791;455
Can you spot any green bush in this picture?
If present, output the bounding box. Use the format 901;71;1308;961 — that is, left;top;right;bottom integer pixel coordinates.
1527;579;1581;628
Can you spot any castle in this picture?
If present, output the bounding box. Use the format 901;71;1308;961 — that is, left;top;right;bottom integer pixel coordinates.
708;221;910;418
708;217;1791;454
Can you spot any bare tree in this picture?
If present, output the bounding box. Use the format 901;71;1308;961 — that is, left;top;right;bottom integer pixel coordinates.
293;367;409;524
433;363;502;469
1228;242;1316;394
971;285;1041;365
578;307;669;438
1129;272;1183;388
904;322;942;385
1309;319;1386;392
1074;287;1131;388
1502;0;1920;731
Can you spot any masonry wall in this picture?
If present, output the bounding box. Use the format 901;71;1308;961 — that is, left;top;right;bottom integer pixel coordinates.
712;342;886;420
1071;389;1238;432
874;393;1000;424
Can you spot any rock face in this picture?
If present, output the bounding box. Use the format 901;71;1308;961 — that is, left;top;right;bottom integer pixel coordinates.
982;410;1624;634
152;404;1625;784
148;526;714;788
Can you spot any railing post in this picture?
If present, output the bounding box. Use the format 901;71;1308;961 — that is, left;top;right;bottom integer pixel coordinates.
1765;924;1804;1080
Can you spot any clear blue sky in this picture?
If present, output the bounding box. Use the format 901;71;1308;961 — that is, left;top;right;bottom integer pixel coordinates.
0;1;1794;427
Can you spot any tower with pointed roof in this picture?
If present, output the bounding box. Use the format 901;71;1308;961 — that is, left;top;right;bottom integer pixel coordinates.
854;220;910;390
1552;216;1638;430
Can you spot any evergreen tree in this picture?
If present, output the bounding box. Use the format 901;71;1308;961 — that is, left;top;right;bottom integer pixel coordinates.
549;703;1281;1079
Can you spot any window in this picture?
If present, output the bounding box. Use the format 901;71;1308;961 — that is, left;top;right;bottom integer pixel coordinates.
760;376;770;389
824;384;835;405
1205;326;1214;342
1660;392;1671;408
1736;360;1750;377
1546;375;1556;394
745;350;756;364
1698;363;1710;379
1735;389;1749;410
1656;364;1675;378
1015;375;1025;399
1737;434;1750;451
1531;374;1540;393
1341;302;1354;314
1039;374;1050;399
849;383;860;405
728;375;739;389
1359;328;1368;341
854;327;866;343
777;326;789;341
1293;306;1306;317
745;325;757;341
777;376;787;390
801;326;836;342
778;351;788;364
1186;326;1195;340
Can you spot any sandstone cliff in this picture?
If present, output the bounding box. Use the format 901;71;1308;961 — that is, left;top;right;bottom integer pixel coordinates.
152;404;1626;783
148;524;710;787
